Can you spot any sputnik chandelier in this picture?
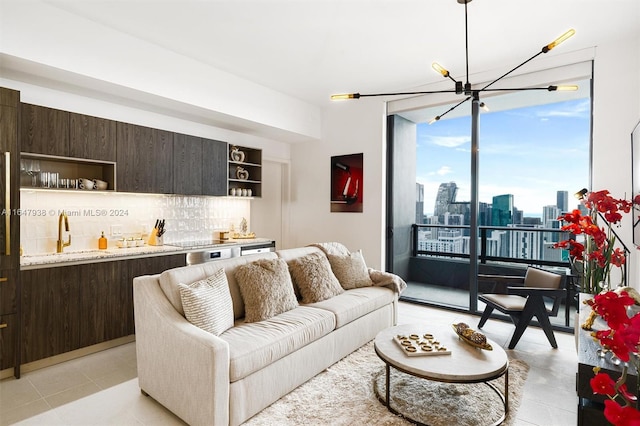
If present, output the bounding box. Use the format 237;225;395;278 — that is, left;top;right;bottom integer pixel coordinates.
331;0;577;305
331;0;576;117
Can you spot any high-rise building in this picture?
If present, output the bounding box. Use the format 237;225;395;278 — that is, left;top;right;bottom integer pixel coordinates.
557;190;569;213
491;194;514;226
543;205;561;242
416;183;424;224
434;182;458;223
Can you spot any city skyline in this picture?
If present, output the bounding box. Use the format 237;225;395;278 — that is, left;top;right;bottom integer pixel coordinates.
416;97;591;217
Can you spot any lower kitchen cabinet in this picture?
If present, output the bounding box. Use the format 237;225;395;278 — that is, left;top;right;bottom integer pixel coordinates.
0;314;17;370
21;266;80;363
20;254;186;365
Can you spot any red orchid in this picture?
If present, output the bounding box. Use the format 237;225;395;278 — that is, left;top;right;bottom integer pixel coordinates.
554;189;635;294
592;372;617;396
590;292;640;426
604;399;640;426
612;248;628;267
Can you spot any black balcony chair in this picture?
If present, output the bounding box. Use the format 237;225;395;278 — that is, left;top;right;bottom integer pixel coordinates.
478;267;565;349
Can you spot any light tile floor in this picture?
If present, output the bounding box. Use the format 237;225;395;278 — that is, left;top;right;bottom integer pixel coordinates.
1;301;578;425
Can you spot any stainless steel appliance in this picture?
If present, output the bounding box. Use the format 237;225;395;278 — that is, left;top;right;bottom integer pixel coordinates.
240;241;276;256
186;246;241;265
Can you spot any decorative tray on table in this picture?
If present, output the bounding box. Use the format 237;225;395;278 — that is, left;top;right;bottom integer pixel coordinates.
393;333;451;357
452;323;493;351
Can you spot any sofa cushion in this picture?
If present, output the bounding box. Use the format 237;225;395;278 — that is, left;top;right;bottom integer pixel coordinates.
158;252;278;318
308;286;396;328
221;306;335;382
288;252;344;303
177;268;234;336
234;258;299;322
326;250;374;290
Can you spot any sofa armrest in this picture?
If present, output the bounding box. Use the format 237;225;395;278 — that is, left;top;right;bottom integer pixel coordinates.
134;275;231;426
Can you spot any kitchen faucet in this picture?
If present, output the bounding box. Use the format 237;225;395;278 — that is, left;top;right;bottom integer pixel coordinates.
56;212;71;253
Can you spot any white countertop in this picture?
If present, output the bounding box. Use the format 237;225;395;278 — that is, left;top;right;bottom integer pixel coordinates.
20;238;274;270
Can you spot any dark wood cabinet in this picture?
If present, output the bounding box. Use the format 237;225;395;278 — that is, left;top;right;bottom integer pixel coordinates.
20;103;69;156
21;266;81;363
0;313;17;370
0;87;20;377
173;133;203;195
203;138;228;196
69;112;117;162
20;254;186;365
117;123;174;193
77;261;128;347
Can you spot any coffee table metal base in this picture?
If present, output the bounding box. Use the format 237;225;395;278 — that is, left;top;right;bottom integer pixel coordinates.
375;357;509;426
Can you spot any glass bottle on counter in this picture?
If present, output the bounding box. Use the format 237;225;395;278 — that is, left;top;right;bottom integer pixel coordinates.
99;231;108;250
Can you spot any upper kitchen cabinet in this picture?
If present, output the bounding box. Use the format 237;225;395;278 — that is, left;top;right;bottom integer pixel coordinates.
69;112;117;162
202;138;228;196
173;133;203;195
21;103;69;156
117;123;173;194
228;145;261;197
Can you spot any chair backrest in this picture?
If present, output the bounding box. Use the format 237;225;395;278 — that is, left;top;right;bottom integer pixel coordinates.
524;267;563;289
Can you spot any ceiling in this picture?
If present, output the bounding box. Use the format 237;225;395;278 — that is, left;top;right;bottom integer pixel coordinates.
39;0;639;108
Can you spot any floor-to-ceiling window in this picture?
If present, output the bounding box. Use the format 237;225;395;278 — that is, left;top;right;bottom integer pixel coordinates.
386;62;593;330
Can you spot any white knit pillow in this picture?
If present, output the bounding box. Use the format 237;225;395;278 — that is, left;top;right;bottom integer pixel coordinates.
327;250;374;290
178;268;234;336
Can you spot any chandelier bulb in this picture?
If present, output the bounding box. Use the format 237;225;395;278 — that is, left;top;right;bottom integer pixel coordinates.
330;93;361;101
543;29;575;53
428;116;441;125
548;85;579;92
432;62;450;78
479;102;489;112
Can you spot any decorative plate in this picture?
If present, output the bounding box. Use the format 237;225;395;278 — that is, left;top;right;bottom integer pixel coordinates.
393;333;451;357
452;324;493;351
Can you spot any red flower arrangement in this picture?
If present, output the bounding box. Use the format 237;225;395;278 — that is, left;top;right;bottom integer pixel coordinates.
588;291;640;426
554;189;635;294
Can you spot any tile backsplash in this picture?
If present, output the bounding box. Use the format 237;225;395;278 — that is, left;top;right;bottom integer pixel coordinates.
20;189;251;255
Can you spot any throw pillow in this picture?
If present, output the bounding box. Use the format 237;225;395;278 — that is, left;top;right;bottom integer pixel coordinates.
288;252;344;303
234;258;299;322
327;250;374;290
178;268;234;336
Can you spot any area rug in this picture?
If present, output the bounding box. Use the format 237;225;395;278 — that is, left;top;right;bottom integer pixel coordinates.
243;341;529;426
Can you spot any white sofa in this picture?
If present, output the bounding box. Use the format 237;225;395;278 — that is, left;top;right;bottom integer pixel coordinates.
133;245;403;426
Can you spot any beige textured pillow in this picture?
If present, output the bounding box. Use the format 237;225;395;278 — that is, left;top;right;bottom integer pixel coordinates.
234;258;299;322
327;250;374;290
288;252;344;303
178;268;234;336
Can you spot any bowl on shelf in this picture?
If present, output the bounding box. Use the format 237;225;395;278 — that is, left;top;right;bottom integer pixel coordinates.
93;179;108;190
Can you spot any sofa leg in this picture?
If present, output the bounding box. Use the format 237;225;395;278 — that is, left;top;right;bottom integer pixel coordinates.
141;389;150;397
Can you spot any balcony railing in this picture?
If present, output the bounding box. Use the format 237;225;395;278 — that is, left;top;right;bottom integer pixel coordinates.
406;223;582;331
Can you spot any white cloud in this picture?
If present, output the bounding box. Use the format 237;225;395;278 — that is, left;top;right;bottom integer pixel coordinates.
435;166;452;176
428;135;470;148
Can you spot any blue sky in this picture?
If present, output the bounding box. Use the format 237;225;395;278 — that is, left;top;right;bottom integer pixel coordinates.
416;98;591;217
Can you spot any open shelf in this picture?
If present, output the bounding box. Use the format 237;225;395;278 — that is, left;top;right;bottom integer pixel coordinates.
20;152;116;191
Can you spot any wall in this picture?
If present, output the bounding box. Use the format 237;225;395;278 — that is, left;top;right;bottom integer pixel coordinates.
591;34;640;288
289;101;387;269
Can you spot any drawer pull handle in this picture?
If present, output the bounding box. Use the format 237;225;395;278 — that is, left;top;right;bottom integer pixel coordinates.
0;323;7;329
0;277;7;282
4;152;10;255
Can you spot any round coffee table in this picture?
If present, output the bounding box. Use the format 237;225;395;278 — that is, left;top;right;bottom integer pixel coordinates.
374;323;509;426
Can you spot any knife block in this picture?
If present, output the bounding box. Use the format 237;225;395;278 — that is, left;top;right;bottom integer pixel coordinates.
148;229;164;246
